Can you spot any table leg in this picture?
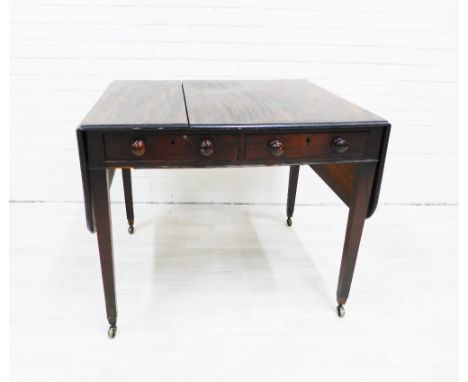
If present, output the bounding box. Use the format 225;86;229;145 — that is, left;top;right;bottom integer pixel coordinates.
336;162;377;318
89;168;118;338
286;165;300;226
122;169;135;234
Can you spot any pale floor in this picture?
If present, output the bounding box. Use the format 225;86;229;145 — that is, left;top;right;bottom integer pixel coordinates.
10;203;458;382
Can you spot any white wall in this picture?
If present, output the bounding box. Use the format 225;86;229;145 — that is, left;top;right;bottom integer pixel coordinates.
10;0;458;206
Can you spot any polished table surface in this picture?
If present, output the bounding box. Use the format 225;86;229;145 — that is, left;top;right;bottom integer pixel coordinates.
80;79;385;127
77;79;391;338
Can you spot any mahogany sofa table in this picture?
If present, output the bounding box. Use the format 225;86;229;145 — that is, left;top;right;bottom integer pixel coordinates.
77;80;391;338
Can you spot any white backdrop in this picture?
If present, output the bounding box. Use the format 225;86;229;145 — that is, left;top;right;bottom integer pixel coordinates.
10;0;458;206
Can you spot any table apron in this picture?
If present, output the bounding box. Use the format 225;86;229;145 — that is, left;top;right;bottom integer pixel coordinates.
88;158;379;170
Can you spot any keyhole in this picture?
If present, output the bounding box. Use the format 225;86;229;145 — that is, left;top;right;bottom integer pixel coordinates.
306;137;311;145
171;139;175;145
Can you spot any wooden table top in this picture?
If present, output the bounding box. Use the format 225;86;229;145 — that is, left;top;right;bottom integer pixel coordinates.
80;81;188;128
80;80;387;130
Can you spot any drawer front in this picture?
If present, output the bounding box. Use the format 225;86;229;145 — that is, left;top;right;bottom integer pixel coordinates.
104;133;239;162
244;132;369;161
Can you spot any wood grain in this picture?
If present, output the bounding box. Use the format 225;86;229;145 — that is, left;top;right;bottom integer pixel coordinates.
183;80;387;128
89;168;117;327
244;131;369;161
104;132;239;162
286;165;300;220
337;162;377;305
122;169;134;227
310;163;357;208
80;81;188;128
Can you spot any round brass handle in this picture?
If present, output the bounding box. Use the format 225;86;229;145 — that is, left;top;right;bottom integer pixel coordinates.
131;139;146;157
333;137;349;153
200;139;214;157
268;139;284;157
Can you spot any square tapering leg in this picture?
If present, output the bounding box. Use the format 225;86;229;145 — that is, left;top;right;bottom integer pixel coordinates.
122;169;135;234
286;165;300;226
89;168;118;337
336;162;377;317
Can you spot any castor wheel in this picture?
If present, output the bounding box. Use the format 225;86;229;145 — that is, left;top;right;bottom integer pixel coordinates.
108;325;117;339
286;217;292;226
336;304;345;318
128;225;134;234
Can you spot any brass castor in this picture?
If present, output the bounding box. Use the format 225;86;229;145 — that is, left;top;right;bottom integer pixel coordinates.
286;217;292;226
128;225;134;234
337;304;345;318
108;325;117;339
